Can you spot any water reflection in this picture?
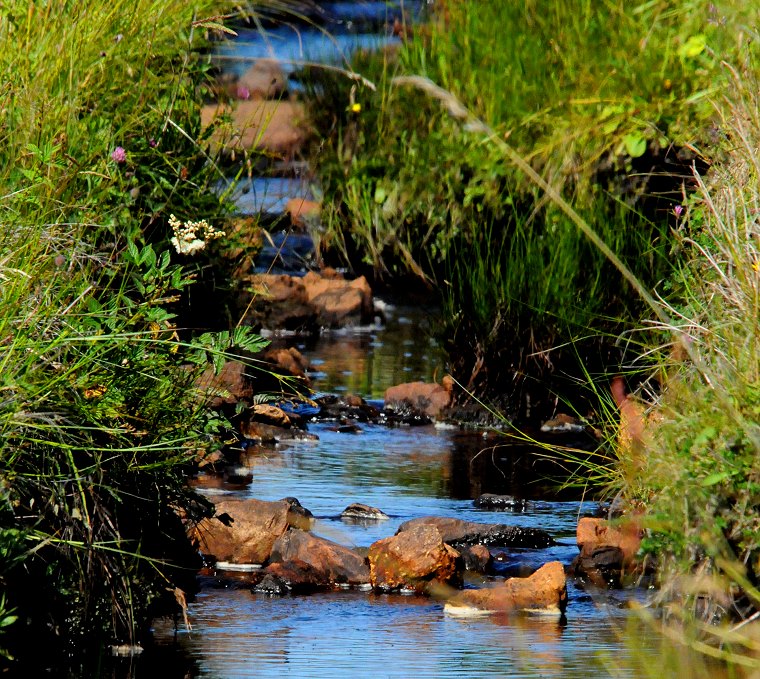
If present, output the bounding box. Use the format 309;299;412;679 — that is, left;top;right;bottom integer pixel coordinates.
272;305;444;399
147;589;656;679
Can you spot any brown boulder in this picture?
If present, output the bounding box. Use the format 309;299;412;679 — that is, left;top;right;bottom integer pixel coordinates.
237;59;287;99
384;378;453;419
285;197;322;231
257;560;325;594
301;271;373;327
196;360;254;408
235;403;296;443
576;517;641;562
540;413;587;433
264;346;310;378
246;272;373;330
397;516;555;549
458;544;492;572
368;524;462;593
192;498;291;564
201;99;307;157
445;561;567;616
245;404;292;428
269;529;370;586
573;517;643;587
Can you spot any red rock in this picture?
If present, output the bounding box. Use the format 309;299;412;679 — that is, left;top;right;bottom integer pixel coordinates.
247;404;292;428
201;99;307;157
285;198;321;230
576;517;641;562
573;517;643;587
192;498;291;564
264;347;310;378
237;59;287;99
397;516;554;549
368;524;462;593
301;271;373;326
270;529;370;586
196;360;254;408
540;413;586;433
260;560;325;593
244;272;373;329
458;544;492;572
384;380;452;419
445;561;567;616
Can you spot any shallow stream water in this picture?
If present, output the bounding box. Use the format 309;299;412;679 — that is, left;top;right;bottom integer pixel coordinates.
139;305;665;679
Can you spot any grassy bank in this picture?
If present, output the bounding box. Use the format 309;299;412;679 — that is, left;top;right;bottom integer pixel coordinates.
305;0;758;417
619;66;760;667
0;0;265;667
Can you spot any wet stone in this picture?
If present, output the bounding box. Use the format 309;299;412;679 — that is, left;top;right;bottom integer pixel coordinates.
473;494;529;511
340;503;389;522
458;544;492;572
252;573;292;597
314;394;381;423
256;560;325;594
397;517;555;549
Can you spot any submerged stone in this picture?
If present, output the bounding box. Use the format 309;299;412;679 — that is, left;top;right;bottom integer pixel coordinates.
340;503;389;522
473;494;529;511
445;561;567;616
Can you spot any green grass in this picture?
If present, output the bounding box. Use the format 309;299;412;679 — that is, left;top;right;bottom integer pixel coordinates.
304;0;759;409
0;0;272;666
625;65;760;646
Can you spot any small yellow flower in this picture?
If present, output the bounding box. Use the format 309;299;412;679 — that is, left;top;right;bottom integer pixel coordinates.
350;102;362;114
752;261;759;272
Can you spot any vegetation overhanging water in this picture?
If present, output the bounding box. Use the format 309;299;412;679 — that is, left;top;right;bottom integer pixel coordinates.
0;0;758;676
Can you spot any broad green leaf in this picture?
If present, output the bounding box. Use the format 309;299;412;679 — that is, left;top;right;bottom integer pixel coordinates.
623;132;647;158
701;471;730;486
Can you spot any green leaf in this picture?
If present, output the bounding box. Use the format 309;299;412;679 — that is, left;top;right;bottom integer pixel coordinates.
701;471;730;486
679;34;707;59
623;132;647;158
693;426;717;447
126;240;139;263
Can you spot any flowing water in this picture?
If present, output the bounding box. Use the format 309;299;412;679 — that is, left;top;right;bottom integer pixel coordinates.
140;305;663;679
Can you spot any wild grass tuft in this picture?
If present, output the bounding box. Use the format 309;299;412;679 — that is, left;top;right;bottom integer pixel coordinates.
304;0;758;408
0;0;271;666
624;64;760;635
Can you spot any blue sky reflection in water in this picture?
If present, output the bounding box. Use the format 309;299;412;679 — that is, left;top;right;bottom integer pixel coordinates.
147;306;664;678
152;588;652;679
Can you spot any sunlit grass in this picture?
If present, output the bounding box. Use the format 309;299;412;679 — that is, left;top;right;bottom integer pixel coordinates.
0;0;276;665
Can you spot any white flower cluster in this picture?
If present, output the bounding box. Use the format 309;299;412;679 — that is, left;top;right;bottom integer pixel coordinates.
169;214;225;256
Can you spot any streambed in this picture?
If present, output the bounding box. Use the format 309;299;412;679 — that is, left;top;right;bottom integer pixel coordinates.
140;305;664;679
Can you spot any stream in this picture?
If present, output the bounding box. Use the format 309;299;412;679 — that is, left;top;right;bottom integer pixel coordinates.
143;307;663;679
135;4;666;676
